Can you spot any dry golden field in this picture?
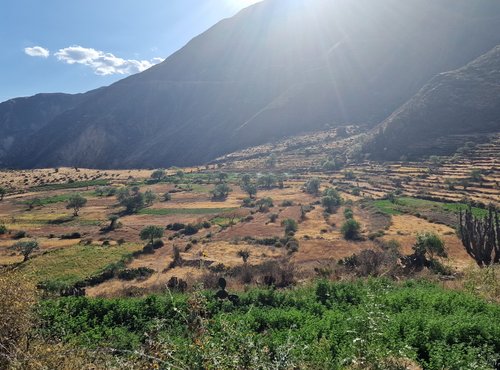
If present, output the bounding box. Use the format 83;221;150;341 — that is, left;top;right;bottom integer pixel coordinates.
0;131;498;298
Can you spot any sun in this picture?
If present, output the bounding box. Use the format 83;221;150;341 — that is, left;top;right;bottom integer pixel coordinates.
224;0;263;11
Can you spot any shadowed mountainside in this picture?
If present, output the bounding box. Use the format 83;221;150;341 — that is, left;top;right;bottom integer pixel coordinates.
2;0;500;168
364;45;500;160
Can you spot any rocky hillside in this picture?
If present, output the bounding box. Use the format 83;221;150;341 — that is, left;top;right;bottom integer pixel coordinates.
3;0;500;168
364;45;500;160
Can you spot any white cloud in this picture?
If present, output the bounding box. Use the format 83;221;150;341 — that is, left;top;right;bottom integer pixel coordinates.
24;46;50;58
54;45;164;76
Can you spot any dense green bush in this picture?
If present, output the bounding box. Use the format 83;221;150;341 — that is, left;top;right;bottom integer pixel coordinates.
341;219;361;240
36;279;500;369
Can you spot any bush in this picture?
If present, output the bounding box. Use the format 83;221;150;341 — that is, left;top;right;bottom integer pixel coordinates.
341;219;361;240
60;232;81;240
117;267;154;281
281;218;298;235
13;230;27;239
304;178;321;195
322;188;342;213
0;273;36;369
0;224;7;235
182;224;199;236
344;208;354;219
167;223;186;231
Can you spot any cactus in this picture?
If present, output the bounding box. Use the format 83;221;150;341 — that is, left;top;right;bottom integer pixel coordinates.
459;205;499;267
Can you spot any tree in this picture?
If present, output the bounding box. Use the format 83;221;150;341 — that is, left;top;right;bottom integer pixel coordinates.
240;173;252;186
216;172;228;183
341;219;361;240
12;240;39;262
118;188;145;214
151;169;166;181
237;249;251;264
241;183;257;199
459;206;499;267
413;232;447;259
176;170;185;180
0;187;6;201
321;188;342;213
211;183;231;200
305;178;321;195
140;226;164;245
258;174;277;189
66;194;87;216
282;218;298;235
108;215;120;231
256;197;273;212
144;190;157;206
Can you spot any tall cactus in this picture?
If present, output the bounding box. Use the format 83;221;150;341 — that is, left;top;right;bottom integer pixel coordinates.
459;205;499;267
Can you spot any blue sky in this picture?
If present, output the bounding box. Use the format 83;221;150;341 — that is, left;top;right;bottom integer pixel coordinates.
0;0;261;103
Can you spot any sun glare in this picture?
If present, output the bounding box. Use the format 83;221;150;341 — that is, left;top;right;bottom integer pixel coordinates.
224;0;262;10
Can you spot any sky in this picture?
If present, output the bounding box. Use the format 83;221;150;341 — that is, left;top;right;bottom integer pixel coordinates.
0;0;262;103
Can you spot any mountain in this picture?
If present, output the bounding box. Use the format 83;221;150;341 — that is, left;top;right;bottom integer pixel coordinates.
364;45;500;160
0;91;98;161
3;0;500;168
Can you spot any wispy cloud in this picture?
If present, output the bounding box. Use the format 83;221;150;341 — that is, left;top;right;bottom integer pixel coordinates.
54;45;164;76
24;46;50;58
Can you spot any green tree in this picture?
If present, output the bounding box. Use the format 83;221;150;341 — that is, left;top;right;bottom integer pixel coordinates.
282;218;298;235
240;173;252;186
118;188;145;214
241;183;257;199
305;178;321;195
211;183;231;200
341;219;361;240
256;197;273;212
151;169;166;181
321;188;342;213
258;174;277;189
144;190;157;206
12;240;39;262
0;187;6;201
140;226;164;245
66;194;87;216
216;172;228;183
413;232;447;260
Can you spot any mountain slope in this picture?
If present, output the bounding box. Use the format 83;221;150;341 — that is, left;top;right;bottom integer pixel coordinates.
364;45;500;160
4;0;500;168
0;92;97;163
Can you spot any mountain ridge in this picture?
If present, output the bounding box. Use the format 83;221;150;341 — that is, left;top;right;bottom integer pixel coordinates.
2;0;500;168
364;45;500;160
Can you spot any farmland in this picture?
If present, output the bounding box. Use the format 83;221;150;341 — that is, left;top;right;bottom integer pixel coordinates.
0;133;499;369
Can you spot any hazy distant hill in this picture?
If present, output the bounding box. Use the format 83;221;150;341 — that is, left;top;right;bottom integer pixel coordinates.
364;46;500;160
0;92;96;161
3;0;500;168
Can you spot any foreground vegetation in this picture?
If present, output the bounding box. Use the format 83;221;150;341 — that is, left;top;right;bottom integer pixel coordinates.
0;278;494;369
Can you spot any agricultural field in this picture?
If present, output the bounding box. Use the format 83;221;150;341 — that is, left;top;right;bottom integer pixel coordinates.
0;136;499;369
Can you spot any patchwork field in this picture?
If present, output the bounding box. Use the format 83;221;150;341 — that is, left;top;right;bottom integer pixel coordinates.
1;136;498;299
